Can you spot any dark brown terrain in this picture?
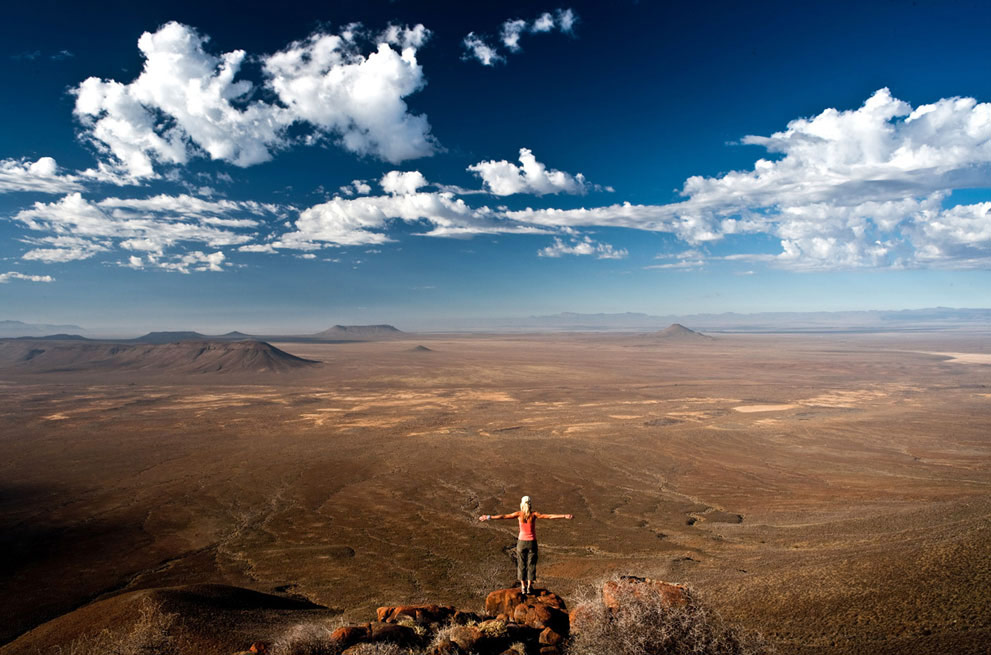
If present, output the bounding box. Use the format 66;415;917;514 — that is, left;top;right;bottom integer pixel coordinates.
0;331;988;654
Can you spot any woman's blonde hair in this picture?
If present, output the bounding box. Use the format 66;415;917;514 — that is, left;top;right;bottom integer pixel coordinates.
520;495;532;521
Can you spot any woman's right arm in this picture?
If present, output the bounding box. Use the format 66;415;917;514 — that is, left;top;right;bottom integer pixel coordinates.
479;511;519;521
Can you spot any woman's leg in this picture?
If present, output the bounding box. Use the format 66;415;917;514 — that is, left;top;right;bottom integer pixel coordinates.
528;541;539;590
516;540;526;593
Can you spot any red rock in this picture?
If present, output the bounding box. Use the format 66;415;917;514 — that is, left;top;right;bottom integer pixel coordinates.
377;604;456;624
539;627;562;646
539;647;560;655
601;576;690;613
485;587;569;636
369;622;418;646
330;624;371;648
485;588;526;616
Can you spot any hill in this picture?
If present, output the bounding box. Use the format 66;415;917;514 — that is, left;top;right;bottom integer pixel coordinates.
3;579;756;655
0;339;319;374
311;324;404;340
649;323;714;340
1;584;332;655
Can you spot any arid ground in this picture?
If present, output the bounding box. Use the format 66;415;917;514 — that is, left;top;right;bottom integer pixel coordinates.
1;332;989;654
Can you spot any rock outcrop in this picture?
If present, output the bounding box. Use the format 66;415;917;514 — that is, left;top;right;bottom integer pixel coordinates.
325;587;572;655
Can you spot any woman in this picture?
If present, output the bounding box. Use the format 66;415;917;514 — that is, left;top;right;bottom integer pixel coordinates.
479;495;573;594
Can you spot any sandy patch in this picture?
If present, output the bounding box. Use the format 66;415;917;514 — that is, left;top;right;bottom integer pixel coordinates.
608;414;643;420
733;404;797;413
44;413;69;421
800;389;888;408
562;422;609;434
667;410;724;421
921;351;991;365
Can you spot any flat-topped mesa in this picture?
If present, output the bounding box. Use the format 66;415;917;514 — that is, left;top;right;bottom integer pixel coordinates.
312;324;405;339
0;339;319;374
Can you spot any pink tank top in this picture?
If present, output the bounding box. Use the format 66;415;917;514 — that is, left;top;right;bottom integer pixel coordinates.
518;514;536;541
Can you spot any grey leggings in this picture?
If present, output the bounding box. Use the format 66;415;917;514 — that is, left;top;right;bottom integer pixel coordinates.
517;539;538;581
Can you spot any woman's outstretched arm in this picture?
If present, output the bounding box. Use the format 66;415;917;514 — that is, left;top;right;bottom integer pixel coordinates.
479;511;520;521
534;512;574;519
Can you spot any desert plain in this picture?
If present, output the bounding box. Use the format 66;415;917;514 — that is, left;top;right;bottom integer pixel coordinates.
0;330;988;654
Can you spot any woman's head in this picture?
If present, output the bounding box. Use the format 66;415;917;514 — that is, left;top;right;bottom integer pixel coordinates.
520;495;532;520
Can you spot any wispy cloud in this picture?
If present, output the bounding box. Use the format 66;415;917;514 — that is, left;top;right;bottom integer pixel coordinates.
462;33;504;66
0;157;84;194
538;235;627;259
463;8;578;66
0;271;55;283
10;192;282;270
645;250;705;271
125;250;226;273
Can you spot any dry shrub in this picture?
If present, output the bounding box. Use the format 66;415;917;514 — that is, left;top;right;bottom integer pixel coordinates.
426;623;460;652
567;578;773;655
269;623;338;655
339;643;407;655
53;600;183;655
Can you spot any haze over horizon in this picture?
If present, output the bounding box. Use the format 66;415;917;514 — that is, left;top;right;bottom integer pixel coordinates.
2;1;990;329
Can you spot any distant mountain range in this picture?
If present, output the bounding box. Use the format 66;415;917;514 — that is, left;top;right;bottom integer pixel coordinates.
0;320;86;338
3;309;989;339
442;308;991;333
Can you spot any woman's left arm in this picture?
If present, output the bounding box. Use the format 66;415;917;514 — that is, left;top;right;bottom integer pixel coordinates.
535;512;573;519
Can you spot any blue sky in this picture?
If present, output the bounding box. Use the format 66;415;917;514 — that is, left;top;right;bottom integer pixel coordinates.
1;0;990;333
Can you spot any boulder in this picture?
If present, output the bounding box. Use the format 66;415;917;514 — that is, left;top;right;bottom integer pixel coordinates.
453;609;486;624
486;589;568;633
377;603;455;624
369;621;419;645
330;624;371;649
538;627;563;646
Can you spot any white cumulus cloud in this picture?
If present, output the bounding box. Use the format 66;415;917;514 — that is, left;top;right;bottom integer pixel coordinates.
468;148;588;195
263;26;435;164
500;88;991;269
72;21;436;180
339;179;372;196
380;170;429;195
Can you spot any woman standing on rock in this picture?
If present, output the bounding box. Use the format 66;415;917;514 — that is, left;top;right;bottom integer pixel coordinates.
479;495;573;595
